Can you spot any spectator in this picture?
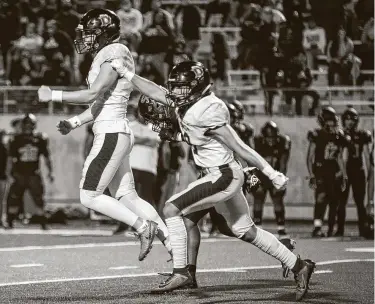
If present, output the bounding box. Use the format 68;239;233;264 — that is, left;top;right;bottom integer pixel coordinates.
357;17;374;85
139;0;175;84
19;0;45;35
235;3;263;70
43;0;59;23
205;0;231;27
302;17;326;70
55;0;81;42
279;24;302;63
284;50;320;116
341;0;359;39
117;0;143;53
43;20;74;64
14;22;44;55
210;32;231;87
0;0;21;74
327;27;358;87
174;0;201;60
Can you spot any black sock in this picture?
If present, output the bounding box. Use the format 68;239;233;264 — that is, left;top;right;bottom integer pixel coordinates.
275;210;285;227
253;210;263;226
173;267;189;275
291;256;304;273
187;264;196;279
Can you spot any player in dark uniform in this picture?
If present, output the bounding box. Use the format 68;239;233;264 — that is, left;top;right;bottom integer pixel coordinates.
5;114;54;229
227;100;254;148
307;107;349;237
253;121;291;237
336;107;372;237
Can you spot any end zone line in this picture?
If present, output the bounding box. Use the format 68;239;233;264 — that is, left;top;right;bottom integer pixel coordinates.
0;238;238;252
0;259;373;287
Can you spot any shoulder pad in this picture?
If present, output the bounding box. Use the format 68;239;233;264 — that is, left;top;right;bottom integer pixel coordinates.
198;99;229;128
98;43;135;72
36;132;48;140
364;130;373;142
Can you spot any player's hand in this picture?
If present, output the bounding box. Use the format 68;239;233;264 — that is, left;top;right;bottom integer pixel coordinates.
243;167;261;193
270;171;289;190
341;175;348;192
308;176;317;189
366;201;374;217
159;128;176;141
38;85;52;103
7;175;15;185
111;58;131;77
56;120;74;135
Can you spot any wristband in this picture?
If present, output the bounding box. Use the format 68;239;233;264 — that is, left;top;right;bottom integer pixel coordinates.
262;165;277;179
124;70;135;82
51;90;63;103
67;116;82;129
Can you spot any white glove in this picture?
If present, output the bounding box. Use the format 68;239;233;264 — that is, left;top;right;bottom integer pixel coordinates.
270;172;289;190
111;59;134;81
262;165;289;190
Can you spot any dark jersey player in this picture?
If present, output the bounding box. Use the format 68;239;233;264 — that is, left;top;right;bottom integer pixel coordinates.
337;107;372;237
5;114;54;229
307;107;349;237
253;121;291;237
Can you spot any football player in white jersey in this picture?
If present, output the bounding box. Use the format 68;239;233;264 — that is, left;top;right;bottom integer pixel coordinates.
111;60;316;301
37;8;172;261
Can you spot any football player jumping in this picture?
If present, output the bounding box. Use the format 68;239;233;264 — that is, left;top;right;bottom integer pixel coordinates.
111;60;316;301
37;8;172;261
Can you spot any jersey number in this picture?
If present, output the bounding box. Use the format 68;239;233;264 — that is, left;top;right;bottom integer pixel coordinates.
19;145;38;162
324;142;338;160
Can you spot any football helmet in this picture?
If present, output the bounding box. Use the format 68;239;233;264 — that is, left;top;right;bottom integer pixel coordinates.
74;8;120;54
231;100;245;120
21;113;37;134
341;106;359;131
318;106;338;133
138;94;174;132
261;121;279;137
166;61;211;107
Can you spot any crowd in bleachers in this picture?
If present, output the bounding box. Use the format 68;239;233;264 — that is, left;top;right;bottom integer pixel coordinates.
0;0;373;114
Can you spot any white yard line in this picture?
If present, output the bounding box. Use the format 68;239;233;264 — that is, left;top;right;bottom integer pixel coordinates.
0;238;237;252
315;270;333;274
0;259;373;287
109;266;139;270
10;264;44;268
345;247;374;253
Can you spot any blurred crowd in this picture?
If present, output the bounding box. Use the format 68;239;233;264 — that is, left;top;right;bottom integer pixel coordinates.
0;0;373;91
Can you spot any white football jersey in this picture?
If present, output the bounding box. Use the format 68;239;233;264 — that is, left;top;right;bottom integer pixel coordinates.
87;43;135;134
176;92;234;168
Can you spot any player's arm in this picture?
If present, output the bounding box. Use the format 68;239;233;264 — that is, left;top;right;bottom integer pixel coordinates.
363;131;373;175
110;59;168;105
207;124;288;189
306;141;315;178
40;136;54;181
38;63;118;105
279;138;291;175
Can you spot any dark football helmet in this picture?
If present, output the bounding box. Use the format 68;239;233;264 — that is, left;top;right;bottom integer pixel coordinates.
138;94;174;132
231;100;244;120
21;113;37;134
318;106;338;133
166;61;211;107
74;8;120;54
261;121;279;137
341;106;359;131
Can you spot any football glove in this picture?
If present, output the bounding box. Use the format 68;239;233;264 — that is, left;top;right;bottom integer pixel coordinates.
56;120;73;135
243;167;261;193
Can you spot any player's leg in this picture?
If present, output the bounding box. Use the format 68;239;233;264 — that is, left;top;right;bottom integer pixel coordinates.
27;173;48;229
216;190;316;301
110;151;172;256
327;176;341;237
336;172;351;236
312;179;328;237
351;169;367;236
270;188;288;237
80;132;156;260
154;164;245;292
5;173;26;228
252;185;267;228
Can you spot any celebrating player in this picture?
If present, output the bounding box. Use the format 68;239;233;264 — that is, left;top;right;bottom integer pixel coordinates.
37;8;172;261
253;121;291;237
111;59;315;301
337;107;372;236
307;106;349;237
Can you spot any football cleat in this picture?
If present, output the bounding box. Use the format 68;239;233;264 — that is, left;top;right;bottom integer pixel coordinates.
137;220;158;261
158;271;198;290
152;271;194;293
312;227;326;238
294;256;316;301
